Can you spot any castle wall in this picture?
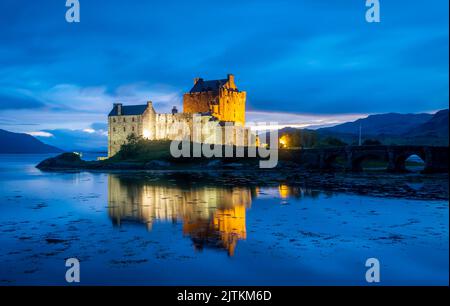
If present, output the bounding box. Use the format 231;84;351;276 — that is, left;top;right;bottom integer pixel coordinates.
183;92;216;114
108;114;144;157
142;106;156;140
108;110;256;157
183;89;246;126
154;113;193;141
218;89;246;125
108;76;253;157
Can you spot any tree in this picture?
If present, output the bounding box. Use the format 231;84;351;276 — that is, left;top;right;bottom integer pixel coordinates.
279;129;318;149
299;130;317;148
319;137;347;147
363;139;382;146
126;133;139;145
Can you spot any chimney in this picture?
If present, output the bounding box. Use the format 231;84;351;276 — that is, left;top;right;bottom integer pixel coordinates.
114;103;123;116
172;106;178;114
194;77;203;85
147;100;153;108
227;74;236;88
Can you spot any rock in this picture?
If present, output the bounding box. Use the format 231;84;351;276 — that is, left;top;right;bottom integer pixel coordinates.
144;160;171;169
206;160;222;168
36;153;87;170
222;163;243;169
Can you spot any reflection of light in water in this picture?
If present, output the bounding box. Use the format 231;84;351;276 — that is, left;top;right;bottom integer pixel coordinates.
278;184;289;199
183;205;246;256
257;185;321;200
406;183;424;191
107;175;251;256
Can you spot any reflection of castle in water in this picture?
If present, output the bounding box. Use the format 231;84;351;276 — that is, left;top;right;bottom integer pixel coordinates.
108;175;253;256
278;184;322;199
108;174;322;256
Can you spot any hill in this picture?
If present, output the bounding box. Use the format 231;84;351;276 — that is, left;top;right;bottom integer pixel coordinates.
318;112;433;136
270;110;448;147
406;109;449;138
0;129;63;154
316;110;448;146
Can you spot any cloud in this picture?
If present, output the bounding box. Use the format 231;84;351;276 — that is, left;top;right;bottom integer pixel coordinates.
90;122;107;130
36;83;182;114
89;122;108;136
0;83;182;133
0;0;448;136
40;84;112;113
114;83;182;112
247;110;366;131
0;91;44;110
35;128;107;152
26;131;53;137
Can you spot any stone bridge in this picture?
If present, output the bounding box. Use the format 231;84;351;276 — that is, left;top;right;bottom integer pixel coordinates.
288;145;448;173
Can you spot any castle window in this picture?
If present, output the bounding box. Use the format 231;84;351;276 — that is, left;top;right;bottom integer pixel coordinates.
132;117;135;122
113;127;116;132
113;118;116;123
123;118;126;122
132;126;135;132
123;127;126;132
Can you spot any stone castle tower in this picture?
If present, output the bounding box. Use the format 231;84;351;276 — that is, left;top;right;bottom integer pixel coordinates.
107;74;254;157
183;74;246;126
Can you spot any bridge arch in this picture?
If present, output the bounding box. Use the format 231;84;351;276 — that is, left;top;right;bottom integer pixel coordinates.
298;145;448;173
390;148;427;172
318;148;347;170
322;152;347;170
349;152;387;172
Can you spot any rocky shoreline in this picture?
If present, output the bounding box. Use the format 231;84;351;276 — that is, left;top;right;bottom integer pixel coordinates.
36;153;449;201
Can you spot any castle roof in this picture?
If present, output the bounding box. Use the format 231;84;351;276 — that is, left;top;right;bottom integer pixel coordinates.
189;78;229;93
108;104;147;116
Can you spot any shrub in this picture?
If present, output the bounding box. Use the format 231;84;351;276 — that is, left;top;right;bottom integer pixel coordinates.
363;139;382;146
111;135;172;162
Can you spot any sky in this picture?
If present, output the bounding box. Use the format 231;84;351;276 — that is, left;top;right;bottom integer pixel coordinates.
0;0;448;150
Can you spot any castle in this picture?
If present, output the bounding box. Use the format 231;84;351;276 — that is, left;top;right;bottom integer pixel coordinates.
108;74;255;157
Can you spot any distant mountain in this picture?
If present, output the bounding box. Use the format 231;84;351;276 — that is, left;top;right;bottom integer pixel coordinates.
0;129;63;154
273;110;448;147
314;110;448;146
318;112;433;136
406;109;449;139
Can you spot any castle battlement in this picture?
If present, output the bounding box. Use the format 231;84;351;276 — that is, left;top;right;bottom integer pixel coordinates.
183;74;246;125
107;75;254;157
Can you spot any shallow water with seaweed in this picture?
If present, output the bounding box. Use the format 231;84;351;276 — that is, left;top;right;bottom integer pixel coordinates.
0;154;448;285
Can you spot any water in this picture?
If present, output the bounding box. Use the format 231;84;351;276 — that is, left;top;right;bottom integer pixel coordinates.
0;154;448;285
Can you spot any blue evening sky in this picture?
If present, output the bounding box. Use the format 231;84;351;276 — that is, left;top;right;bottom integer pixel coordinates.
0;0;448;150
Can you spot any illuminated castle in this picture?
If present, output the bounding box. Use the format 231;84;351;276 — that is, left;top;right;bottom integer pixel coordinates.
183;74;246;126
107;74;255;157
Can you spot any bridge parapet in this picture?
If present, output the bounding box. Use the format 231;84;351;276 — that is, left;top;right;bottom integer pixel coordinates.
291;145;448;173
